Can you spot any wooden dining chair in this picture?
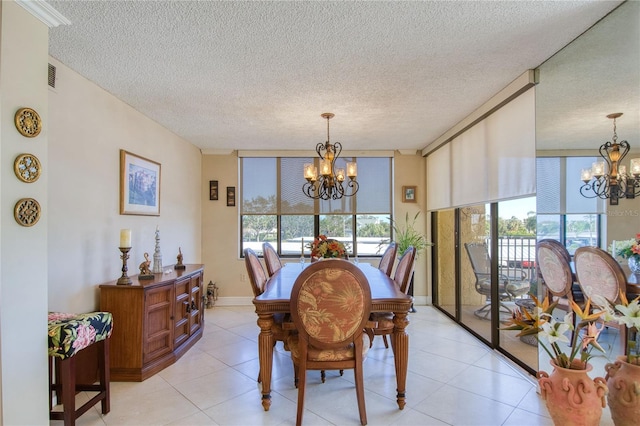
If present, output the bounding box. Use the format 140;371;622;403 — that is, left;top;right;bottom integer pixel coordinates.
574;246;628;353
244;248;288;382
286;259;373;426
537;239;583;309
536;239;584;337
262;242;282;277
368;246;416;348
377;242;397;277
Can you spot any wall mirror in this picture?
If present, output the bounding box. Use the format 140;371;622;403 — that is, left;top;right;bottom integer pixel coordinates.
535;1;639;372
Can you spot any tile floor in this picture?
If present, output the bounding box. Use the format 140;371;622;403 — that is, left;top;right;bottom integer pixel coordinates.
53;305;618;425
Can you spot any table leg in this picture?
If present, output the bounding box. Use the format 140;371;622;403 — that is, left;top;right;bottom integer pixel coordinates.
256;313;275;411
391;311;409;410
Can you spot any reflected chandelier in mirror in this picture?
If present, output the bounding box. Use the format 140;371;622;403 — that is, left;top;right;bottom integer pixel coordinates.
579;113;640;205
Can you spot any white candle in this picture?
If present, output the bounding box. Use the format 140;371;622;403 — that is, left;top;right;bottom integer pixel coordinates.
120;229;131;248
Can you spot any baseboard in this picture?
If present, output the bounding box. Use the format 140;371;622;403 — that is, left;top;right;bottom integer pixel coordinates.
413;295;431;305
211;296;254;306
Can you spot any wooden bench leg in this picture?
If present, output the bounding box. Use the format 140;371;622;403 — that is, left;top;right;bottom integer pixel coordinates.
60;356;76;426
99;338;110;414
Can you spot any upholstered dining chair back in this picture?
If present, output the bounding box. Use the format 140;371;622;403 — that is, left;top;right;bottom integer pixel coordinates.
262;242;282;277
394;246;416;294
377;242;397;277
244;248;267;297
574;246;627;303
537;239;574;298
288;259;372;425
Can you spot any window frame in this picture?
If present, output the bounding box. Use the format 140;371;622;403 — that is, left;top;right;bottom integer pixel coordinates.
239;156;393;258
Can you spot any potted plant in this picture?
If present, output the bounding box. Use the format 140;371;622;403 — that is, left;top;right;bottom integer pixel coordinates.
378;212;432;311
502;296;608;425
385;212;432;259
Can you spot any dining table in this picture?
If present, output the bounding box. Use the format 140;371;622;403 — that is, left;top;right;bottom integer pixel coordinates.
252;261;412;411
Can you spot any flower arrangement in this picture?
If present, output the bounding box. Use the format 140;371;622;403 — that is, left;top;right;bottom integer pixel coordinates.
307;235;349;259
610;233;640;260
502;295;605;369
593;290;640;365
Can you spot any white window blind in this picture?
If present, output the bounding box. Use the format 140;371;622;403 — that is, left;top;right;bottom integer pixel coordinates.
427;87;536;211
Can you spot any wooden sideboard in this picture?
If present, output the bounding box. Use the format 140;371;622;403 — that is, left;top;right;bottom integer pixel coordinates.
99;264;204;381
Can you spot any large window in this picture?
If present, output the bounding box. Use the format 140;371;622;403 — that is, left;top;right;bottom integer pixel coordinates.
240;156;392;257
536;156;603;255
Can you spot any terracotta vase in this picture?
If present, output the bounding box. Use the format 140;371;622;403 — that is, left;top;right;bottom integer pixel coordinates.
605;355;640;426
537;360;607;426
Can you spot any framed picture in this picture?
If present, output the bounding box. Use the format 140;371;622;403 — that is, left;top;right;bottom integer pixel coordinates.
402;186;417;203
120;150;161;216
209;180;219;200
226;186;236;207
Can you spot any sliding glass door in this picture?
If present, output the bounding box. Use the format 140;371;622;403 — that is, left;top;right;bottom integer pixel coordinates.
432;196;538;373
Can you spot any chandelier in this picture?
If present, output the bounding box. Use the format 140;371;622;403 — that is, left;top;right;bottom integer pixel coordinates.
580;113;640;205
303;113;359;200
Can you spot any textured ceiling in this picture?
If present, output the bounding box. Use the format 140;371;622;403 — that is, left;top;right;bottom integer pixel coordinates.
47;1;623;153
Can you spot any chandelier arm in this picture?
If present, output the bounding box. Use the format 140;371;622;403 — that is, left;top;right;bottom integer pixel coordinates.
633;178;640;198
599;142;614;171
592;176;611;199
579;182;599;199
303;181;320;200
316;142;327;159
332;142;342;159
346;179;359;196
617;140;631;163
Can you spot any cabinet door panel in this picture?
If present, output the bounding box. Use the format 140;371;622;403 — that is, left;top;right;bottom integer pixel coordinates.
174;277;191;346
144;284;174;363
189;273;203;334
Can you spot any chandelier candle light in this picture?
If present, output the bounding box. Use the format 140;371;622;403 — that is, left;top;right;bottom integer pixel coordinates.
303;113;358;200
580;113;640;205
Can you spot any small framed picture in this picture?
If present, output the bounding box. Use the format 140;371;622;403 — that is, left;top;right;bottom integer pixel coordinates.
402;186;417;203
226;186;236;207
209;180;218;200
120;150;161;215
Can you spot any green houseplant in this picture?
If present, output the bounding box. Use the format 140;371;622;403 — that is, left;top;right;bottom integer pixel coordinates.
381;211;432;259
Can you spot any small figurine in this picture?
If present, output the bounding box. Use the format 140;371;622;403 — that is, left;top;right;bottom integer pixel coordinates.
152;226;163;273
138;252;154;279
175;247;186;270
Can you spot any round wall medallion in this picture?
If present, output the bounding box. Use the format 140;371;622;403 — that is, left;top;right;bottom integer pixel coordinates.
14;107;42;138
14;198;41;227
14;153;42;183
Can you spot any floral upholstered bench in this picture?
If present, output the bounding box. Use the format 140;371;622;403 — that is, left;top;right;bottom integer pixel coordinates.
48;311;113;426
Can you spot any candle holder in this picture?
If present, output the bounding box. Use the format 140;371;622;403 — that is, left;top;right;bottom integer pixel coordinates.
117;247;133;285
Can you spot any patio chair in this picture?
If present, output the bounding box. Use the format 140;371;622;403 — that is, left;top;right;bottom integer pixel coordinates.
464;242;530;320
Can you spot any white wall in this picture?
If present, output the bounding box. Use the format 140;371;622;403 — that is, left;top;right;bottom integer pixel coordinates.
47;58;203;313
0;2;50;423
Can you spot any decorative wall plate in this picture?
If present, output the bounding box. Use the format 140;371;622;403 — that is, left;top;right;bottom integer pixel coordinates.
14;198;41;227
14;153;42;183
14;107;42;137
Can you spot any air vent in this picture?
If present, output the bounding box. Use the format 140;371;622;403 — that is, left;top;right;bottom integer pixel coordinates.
48;63;56;88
